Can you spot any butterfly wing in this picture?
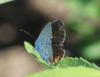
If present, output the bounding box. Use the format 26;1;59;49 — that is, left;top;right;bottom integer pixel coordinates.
35;22;53;63
50;19;66;63
24;41;45;64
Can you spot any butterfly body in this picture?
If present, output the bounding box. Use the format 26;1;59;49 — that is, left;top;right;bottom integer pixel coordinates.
35;19;66;64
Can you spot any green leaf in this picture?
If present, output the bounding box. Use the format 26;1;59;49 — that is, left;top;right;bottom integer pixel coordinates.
24;41;46;64
24;41;34;54
27;57;100;77
56;57;99;69
28;67;100;77
24;41;99;68
0;0;12;4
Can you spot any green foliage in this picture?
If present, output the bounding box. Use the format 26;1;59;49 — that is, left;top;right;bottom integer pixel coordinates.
56;57;99;69
82;41;100;61
72;23;95;36
24;41;47;65
83;2;98;19
24;42;100;77
64;0;100;62
27;57;100;77
24;41;99;68
28;67;100;77
0;0;12;4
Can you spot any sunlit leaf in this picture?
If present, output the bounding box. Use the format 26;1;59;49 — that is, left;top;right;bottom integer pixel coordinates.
56;57;99;69
24;41;46;64
28;67;100;77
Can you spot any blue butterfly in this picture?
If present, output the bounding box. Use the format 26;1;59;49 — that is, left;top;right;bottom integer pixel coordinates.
24;19;66;64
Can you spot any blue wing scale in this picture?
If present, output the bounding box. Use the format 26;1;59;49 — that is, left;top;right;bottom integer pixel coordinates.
35;22;53;63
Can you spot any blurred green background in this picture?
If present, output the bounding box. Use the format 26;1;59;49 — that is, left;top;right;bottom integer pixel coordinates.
63;0;100;63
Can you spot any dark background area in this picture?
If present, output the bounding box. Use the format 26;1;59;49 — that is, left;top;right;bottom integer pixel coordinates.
0;1;49;49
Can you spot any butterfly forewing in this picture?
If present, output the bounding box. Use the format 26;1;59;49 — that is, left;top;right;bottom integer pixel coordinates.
35;22;53;63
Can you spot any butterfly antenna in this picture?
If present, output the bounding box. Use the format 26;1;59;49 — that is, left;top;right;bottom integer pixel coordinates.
20;28;35;40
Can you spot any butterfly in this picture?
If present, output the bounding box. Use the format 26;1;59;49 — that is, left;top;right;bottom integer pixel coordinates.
24;19;66;65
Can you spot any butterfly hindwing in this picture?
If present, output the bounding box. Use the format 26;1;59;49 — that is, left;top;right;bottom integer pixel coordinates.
50;19;66;63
